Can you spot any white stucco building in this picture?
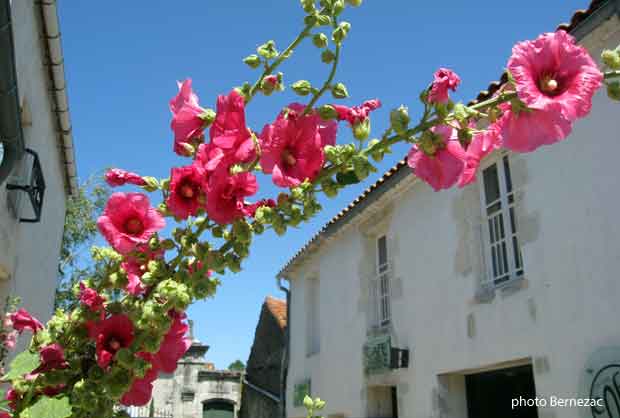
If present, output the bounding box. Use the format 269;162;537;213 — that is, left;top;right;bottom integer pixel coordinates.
279;2;620;418
0;0;77;336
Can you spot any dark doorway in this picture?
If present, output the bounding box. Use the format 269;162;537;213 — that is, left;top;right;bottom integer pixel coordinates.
391;386;399;418
203;400;234;418
466;364;538;418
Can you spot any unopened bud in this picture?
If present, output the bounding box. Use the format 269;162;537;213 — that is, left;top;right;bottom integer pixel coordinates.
291;80;312;96
257;40;279;60
332;21;351;44
243;54;261;69
608;81;620;101
345;0;362;6
602;49;620;70
331;82;349;99
312;33;329;49
332;0;345;15
199;109;216;126
300;0;315;13
390;106;410;135
316;14;332;26
353;118;371;140
318;104;338;120
321;49;336;64
141;176;160;192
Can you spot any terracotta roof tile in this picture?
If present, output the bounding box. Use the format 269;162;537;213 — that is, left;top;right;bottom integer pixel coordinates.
278;0;616;278
265;296;287;329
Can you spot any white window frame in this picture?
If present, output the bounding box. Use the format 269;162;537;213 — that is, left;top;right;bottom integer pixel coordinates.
372;235;391;328
479;153;524;288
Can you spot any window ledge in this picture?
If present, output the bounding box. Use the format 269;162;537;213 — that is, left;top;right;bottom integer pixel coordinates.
473;277;528;304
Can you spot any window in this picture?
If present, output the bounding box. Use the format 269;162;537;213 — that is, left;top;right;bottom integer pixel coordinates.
371;236;391;327
480;155;524;286
306;277;320;356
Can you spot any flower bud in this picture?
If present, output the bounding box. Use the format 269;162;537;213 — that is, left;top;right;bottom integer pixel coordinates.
254;206;273;224
332;0;345;15
199;108;217;126
368;139;384;162
320;178;338;198
257;40;279;60
141;176;160;192
292;80;313;96
312;33;329;49
345;0;362;6
608;81;620;101
314;398;326;410
352;155;372;180
318;104;338;120
331;82;349;99
243;54;262;69
316;14;332;26
602;48;620;70
324;145;339;163
353;118;371;140
332;21;351;44
300;0;315;13
390;105;410;135
321;49;336;64
303;395;314;410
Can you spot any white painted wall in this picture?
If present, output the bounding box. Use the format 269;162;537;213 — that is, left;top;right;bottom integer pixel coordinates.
286;16;620;418
0;1;68;340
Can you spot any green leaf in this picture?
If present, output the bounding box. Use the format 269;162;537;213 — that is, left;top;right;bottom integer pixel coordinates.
23;396;72;418
2;350;40;381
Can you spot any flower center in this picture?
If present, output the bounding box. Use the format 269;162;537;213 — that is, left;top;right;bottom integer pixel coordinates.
539;74;560;95
180;184;195;199
282;149;296;166
125;218;144;235
108;338;121;351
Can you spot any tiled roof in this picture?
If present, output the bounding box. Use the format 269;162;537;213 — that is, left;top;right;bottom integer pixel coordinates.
265;296;287;329
278;0;617;278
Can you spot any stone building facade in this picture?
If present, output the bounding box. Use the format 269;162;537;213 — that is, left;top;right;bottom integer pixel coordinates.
239;296;288;418
149;324;242;418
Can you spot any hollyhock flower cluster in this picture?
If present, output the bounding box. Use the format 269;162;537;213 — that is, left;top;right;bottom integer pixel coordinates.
105;168;146;187
333;99;381;125
90;314;135;369
170;79;208;156
97;193;165;254
8;309;43;334
428;68;461;104
407;125;466;191
259;103;337;188
79;282;105;313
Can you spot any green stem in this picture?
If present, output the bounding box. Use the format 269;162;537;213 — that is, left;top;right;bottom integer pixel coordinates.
304;41;341;114
604;70;620;80
247;24;314;104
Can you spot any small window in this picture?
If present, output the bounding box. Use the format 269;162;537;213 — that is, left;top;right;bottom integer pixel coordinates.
306;277;320;356
372;236;391;327
479;155;524;286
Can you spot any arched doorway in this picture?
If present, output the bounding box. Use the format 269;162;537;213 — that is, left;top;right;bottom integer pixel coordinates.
203;399;234;418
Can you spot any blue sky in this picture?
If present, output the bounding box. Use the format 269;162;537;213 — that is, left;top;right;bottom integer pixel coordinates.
58;0;587;368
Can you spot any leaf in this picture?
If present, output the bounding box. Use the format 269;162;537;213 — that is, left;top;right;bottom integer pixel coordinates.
2;350;40;381
23;396;71;418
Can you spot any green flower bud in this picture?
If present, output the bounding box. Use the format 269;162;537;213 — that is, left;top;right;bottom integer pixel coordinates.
321;178;338;198
352;154;372;180
312;33;329;49
226;254;242;273
243;54;262;69
314;398;326;410
331;82;349;99
291;80;312;96
353;118;371;140
318;104;338;120
232;220;252;244
254;206;273;224
332;0;345;15
321;49;336;64
300;0;316;13
199;108;217;126
345;0;362;6
368;139;384;162
141;176;159;192
602;49;620;70
324;145;339;163
257;40;279;60
252;222;265;235
608;81;620;101
303;395;314;410
332;21;351;44
316;14;332;26
390;105;410;135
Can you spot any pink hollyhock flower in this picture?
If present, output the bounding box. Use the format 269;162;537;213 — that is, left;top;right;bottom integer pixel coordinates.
508;30;603;122
333;99;382;125
97;192;165;254
407;125;466;191
121;245;164;297
166;164;207;220
242;198;277;218
120;361;159;406
152;311;191;373
196;142;226;173
79;282;105;312
90;314;135;369
263;75;279;88
496;103;572;153
458;125;502;188
209;90;255;164
32;343;69;374
8;309;43;334
428;68;461;104
4;330;17;350
206;169;258;224
170;79;207;156
259;103;336;188
104;168;146;187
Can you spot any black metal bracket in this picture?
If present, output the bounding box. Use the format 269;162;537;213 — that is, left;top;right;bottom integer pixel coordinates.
6;148;45;223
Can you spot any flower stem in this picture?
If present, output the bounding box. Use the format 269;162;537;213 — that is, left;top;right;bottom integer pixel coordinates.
247;24;314;104
604;70;620;80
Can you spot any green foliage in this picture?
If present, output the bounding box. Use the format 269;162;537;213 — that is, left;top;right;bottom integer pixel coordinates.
228;359;245;371
23;396;72;418
2;350;40;380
